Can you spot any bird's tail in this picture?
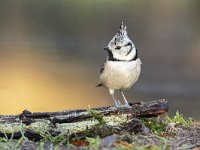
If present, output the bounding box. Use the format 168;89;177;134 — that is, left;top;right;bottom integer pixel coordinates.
96;83;103;87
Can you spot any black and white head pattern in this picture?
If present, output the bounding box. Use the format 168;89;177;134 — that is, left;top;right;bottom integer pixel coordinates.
106;22;137;61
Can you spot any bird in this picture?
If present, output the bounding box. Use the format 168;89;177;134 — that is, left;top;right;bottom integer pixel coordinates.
97;22;142;107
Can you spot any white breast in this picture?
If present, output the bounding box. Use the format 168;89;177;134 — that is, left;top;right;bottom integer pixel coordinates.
100;58;141;90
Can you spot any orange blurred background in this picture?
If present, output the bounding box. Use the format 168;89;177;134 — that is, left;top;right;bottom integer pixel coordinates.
0;1;200;118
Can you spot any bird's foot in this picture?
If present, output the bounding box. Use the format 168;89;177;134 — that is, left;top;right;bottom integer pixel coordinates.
114;103;120;107
117;100;121;106
122;102;132;108
114;101;120;107
115;101;132;108
114;100;122;107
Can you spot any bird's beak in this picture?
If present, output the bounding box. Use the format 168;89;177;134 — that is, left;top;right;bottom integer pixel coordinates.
104;47;110;51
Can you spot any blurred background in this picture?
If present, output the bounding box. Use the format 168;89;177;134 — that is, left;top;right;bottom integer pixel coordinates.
0;0;199;118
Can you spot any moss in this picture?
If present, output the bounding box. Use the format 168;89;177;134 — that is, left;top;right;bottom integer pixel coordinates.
104;114;128;126
0;111;198;149
27;120;50;136
87;108;105;124
86;137;100;149
56;114;128;134
56;120;99;134
141;111;194;135
141;117;166;135
0;123;21;134
164;111;193;127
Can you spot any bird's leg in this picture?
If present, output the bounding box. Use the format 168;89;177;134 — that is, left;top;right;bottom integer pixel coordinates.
111;94;120;107
120;91;131;108
117;100;121;106
109;89;121;107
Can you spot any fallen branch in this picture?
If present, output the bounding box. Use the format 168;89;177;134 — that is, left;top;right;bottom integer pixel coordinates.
0;99;168;141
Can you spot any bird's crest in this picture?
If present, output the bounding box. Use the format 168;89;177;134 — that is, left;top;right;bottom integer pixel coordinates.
109;22;129;46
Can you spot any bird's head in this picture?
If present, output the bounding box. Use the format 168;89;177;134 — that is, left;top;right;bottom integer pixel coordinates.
104;22;136;61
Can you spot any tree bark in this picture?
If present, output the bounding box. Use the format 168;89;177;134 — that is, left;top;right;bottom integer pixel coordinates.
0;99;168;141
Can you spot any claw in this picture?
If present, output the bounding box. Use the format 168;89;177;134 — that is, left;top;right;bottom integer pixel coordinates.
114;101;120;107
123;103;132;108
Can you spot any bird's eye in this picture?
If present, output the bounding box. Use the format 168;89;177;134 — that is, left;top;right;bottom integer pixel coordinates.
115;46;121;50
125;42;132;47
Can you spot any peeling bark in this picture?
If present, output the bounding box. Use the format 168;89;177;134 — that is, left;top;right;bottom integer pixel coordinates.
0;99;168;141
